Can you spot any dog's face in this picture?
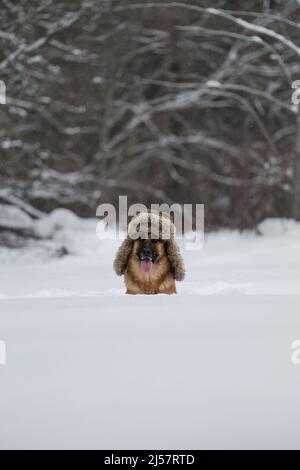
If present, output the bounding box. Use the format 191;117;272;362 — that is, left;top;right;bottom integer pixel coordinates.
113;213;185;292
125;235;176;294
131;237;166;274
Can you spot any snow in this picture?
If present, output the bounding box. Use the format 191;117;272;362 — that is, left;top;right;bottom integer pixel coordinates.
33;208;100;256
0;203;33;230
205;7;300;57
206;80;221;88
0;217;300;449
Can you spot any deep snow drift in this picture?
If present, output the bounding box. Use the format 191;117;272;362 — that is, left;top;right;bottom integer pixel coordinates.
0;214;300;449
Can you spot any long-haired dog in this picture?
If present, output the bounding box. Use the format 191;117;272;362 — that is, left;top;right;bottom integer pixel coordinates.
113;212;185;294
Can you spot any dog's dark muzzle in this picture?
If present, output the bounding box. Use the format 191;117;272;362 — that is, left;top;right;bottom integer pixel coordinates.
140;245;157;263
139;243;158;273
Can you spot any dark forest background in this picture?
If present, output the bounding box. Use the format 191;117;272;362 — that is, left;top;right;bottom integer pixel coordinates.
1;0;300;237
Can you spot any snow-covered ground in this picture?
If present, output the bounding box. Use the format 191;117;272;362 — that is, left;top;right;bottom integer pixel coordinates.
0;216;300;449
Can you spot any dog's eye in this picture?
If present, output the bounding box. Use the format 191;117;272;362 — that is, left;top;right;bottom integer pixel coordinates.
151;239;158;244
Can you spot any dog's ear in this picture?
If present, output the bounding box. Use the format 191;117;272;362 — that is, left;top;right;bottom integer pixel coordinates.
165;240;185;281
113;237;133;276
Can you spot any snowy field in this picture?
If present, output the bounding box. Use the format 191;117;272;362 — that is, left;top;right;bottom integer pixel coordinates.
0;215;300;449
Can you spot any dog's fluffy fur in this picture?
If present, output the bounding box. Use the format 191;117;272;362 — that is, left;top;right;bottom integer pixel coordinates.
113;212;185;295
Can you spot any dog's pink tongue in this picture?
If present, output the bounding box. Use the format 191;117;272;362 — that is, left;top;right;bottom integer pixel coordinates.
140;260;153;273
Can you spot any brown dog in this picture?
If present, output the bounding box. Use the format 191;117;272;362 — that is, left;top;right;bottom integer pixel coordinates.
113;212;185;294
